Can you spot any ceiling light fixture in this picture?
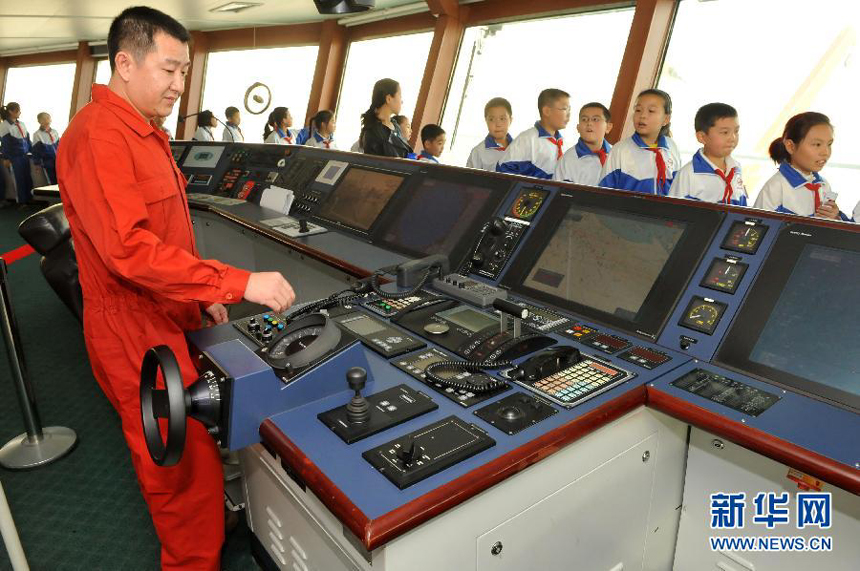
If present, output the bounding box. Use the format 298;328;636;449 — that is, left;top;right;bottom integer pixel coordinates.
210;2;263;13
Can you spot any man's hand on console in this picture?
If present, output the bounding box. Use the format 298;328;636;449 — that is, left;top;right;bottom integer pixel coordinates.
244;272;296;313
204;303;229;325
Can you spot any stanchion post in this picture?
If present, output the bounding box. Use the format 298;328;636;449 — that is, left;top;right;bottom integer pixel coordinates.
0;479;30;570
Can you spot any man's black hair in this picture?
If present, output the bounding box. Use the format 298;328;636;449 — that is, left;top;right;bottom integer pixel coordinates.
108;6;190;72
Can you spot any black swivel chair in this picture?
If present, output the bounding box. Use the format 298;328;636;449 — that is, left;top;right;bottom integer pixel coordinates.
18;203;83;323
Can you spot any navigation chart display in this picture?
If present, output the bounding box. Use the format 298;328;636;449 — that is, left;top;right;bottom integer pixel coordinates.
316;166;405;232
522;208;686;320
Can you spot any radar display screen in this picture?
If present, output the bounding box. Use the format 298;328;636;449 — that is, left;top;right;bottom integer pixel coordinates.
717;224;860;410
376;174;508;266
502;192;724;338
521;208;685;320
316;166;405;232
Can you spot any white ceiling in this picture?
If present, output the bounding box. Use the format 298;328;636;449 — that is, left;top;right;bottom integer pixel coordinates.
0;0;423;55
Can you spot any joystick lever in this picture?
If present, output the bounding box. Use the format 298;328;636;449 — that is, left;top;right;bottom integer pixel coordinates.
493;298;529;339
396;437;417;467
346;367;370;424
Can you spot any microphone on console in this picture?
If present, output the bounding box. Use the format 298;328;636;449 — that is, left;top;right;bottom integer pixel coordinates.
177;112;236;142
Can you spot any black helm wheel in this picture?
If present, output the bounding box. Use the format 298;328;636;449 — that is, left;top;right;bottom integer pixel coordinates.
140;345;188;467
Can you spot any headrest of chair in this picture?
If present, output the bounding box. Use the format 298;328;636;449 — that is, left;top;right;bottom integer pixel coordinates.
18;203;71;255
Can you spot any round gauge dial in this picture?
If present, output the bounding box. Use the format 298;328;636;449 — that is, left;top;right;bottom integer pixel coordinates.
510;189;549;221
680;296;728;335
721;221;768;254
701;258;749;294
260;313;342;371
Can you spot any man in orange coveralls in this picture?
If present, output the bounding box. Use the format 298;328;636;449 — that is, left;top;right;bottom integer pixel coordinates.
57;7;296;569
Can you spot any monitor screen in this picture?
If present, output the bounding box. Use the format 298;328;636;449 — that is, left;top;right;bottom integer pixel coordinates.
436;306;499;333
316;166;405;232
376;176;508;264
503;192;723;339
717;225;860;410
521;208;686;319
182;145;225;169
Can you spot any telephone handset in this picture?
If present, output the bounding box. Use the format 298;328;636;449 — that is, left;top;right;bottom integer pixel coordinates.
509;346;582;383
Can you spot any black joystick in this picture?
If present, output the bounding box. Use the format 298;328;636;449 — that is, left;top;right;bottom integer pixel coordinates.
396;437;417;466
298;218;310;234
346;367;370;424
490;218;507;236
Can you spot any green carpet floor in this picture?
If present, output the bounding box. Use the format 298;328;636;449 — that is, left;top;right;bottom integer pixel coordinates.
0;204;258;570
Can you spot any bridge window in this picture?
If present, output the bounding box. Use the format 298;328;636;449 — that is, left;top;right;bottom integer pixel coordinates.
3;63;76;135
441;7;635;167
658;0;860;212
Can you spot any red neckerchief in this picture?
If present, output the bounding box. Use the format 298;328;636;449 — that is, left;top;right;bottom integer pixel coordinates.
42;127;55;144
714;167;736;204
595;147;607;166
646;147;667;191
804;182;822;211
14;121;25;138
547;136;563;160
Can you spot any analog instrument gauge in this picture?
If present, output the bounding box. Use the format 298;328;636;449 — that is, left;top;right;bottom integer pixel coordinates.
261;313;342;371
721;220;768;254
510;188;550;221
679;296;728;335
700;258;749;294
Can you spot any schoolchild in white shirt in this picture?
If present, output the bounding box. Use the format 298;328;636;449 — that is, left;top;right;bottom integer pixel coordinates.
554;102;612;186
192;110;216;141
263;107;300;145
221;106;244;142
669;102;747;205
31;112;61;185
497;88;570;179
599;89;680;195
416;124;445;163
467;97;513;171
754;112;848;220
304;110;337;149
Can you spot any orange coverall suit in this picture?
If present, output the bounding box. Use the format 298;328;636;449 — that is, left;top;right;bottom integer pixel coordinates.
57;84;250;570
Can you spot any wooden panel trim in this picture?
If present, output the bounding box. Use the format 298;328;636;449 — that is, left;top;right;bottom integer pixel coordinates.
69;42;97;120
0;59;7;102
306;20;349;121
176;31;209;140
409;7;468;147
647;387;860;495
467;0;632;25
262;385;646;550
204;22;323;52
606;0;677;143
4;50;78;68
348;12;437;42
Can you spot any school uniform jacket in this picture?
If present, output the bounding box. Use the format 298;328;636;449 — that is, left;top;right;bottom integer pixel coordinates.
496;122;565;179
264;128;300;145
466;133;512;171
305;131;336;149
192;126;214;142
415;151;438;163
669;149;748;206
753;163;851;221
599;133;680;195
221;123;244;142
31;127;60;168
0;118;32;159
553;138;611;186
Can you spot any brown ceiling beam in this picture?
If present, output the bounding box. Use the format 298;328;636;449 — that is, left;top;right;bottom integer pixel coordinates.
0;59;7;103
306;20;349;121
409;6;469;148
467;0;630;25
348;12;437;42
4;50;78;67
69;41;97;120
426;0;459;17
204;22;323;52
176;31;209;140
606;0;677;143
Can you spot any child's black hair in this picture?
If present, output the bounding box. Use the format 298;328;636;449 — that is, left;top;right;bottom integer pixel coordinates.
694;102;737;133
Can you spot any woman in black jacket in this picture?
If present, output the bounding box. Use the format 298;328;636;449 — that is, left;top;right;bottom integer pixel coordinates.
359;78;413;158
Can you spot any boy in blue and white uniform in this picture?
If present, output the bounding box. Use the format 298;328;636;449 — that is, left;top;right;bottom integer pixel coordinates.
497;88;570;179
669;103;747;205
221;106;244;142
554;102;612;186
31;112;60;185
467;97;512;171
754;112;849;221
0;102;34;204
599;89;680;195
416;124;445;163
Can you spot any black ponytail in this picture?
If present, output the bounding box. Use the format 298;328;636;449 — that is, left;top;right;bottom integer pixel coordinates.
310;110;334;131
1;102;20;122
196;110;214;130
768;112;832;164
263;106;288;141
360;78;399;131
637;88;672;138
0;105;7;122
